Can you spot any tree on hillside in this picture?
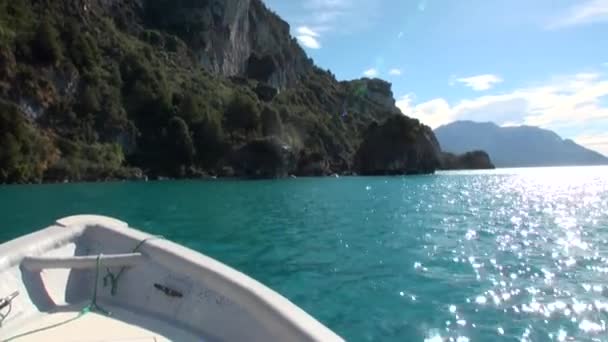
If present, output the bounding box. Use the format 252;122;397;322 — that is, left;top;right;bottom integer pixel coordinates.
31;20;62;65
166;116;195;166
223;93;260;139
0;104;58;183
192;118;225;168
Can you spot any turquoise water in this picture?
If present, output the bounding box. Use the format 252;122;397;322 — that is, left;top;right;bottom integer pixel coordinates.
1;166;608;341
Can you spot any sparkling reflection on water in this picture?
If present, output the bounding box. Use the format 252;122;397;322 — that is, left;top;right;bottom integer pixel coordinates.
0;166;607;341
422;167;608;341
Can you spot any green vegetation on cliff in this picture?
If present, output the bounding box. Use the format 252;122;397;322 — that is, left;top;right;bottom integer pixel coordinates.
0;101;57;183
0;0;487;183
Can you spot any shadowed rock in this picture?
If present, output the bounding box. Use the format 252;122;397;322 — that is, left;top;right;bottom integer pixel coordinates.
229;137;295;178
440;151;495;170
355;115;441;175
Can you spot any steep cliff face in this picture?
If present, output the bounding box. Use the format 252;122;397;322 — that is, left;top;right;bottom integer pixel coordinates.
143;0;312;89
0;0;452;183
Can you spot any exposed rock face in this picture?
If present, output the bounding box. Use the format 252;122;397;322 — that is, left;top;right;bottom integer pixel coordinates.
229;137;295;178
340;78;400;120
440;151;495;170
364;78;396;108
144;0;311;89
296;152;331;176
355;115;441;175
0;0;472;182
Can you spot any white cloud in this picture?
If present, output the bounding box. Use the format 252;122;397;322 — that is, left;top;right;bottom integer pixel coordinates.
296;26;320;37
397;31;404;39
363;68;379;77
456;74;503;91
295;26;322;49
296;35;321;49
397;95;453;128
397;72;608;134
575;133;608;156
549;0;608;28
389;69;402;76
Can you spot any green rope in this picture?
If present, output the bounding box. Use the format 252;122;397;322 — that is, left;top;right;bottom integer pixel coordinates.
2;311;86;342
2;254;107;342
104;236;164;296
85;254;109;315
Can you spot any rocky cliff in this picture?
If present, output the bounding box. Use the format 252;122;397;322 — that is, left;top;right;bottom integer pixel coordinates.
440;151;495;170
144;0;314;90
0;0;481;183
355;115;441;175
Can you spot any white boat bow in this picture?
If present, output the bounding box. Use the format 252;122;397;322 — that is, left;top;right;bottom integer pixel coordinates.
0;215;343;341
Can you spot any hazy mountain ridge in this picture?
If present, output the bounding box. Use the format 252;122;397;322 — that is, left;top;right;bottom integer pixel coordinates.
435;121;608;167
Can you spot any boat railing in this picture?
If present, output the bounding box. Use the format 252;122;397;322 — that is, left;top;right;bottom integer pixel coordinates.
21;253;144;271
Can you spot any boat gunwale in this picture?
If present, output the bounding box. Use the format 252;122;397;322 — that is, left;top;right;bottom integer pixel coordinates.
0;215;343;341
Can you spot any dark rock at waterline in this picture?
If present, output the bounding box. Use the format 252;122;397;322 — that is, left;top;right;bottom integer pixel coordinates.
440;151;495;170
229;137;296;178
296;152;331;176
355;115;441;175
217;166;235;178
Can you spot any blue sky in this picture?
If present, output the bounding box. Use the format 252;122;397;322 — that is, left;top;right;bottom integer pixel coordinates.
264;0;608;155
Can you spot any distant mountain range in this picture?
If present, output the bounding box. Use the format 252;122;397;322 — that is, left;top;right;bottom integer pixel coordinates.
434;121;608;168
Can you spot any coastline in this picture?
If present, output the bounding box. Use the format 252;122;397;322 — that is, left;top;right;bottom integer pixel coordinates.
0;167;494;186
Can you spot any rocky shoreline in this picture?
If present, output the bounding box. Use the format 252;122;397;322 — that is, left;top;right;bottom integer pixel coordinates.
0;0;493;185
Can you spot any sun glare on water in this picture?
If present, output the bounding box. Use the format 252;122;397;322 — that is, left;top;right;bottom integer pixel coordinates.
422;166;608;341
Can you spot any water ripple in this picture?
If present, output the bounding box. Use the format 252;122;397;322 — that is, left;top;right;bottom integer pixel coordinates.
1;167;608;341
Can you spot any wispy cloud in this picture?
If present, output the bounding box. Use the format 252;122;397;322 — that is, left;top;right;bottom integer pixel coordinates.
302;0;356;28
456;74;503;91
305;0;350;10
270;0;379;39
397;31;404;39
397;72;608;144
549;0;608;29
575;133;608;156
363;68;379;77
288;0;353;49
389;69;402;76
296;26;321;49
297;26;320;37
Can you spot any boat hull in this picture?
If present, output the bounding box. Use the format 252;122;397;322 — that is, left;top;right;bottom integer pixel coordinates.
0;215;342;341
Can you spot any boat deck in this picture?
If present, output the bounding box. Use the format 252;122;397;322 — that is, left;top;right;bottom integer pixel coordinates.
0;215;343;341
0;303;202;342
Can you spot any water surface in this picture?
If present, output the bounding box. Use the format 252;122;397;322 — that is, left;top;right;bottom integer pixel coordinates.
1;166;607;341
